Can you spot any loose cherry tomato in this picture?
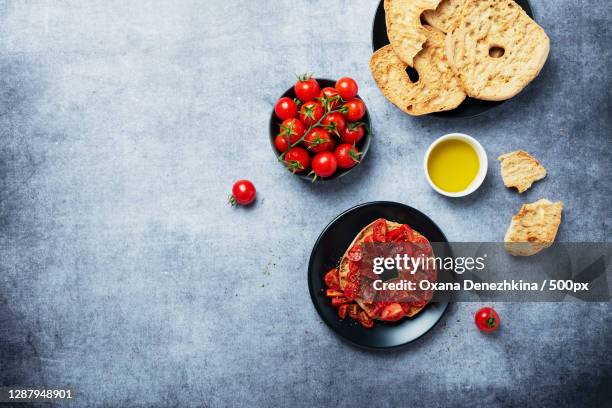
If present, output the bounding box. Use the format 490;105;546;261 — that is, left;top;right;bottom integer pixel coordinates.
335;77;359;100
304;127;335;153
338;304;348;319
341;122;366;144
331;297;350;307
358;311;374;328
321;112;346;136
279;118;305;144
284;147;310;173
229;180;256;206
380;303;404;321
343;98;366;122
310;151;337;178
334;144;360;169
324;268;340;290
294;74;320;102
475;307;500;333
299;101;324;127
319;87;341;110
274;97;297;120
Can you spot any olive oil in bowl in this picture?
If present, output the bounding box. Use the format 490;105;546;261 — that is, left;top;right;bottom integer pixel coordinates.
424;134;487;197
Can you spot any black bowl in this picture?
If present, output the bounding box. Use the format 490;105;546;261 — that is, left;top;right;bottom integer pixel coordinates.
269;78;372;181
308;201;451;349
371;0;534;118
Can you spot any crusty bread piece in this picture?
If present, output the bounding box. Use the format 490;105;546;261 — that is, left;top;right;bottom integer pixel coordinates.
504;199;563;256
385;0;442;66
498;150;547;193
445;0;550;101
370;26;466;115
423;0;467;33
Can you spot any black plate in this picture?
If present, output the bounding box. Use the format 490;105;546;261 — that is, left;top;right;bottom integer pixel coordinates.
371;0;534;118
269;78;372;181
308;201;450;349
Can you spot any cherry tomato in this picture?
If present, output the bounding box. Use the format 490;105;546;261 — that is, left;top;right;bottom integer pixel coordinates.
335;77;359;100
358;311;374;329
294;75;320;102
347;245;362;262
372;219;387;242
380;303;404;321
274;97;297;120
343;282;358;301
341;122;366;144
475;307;500;333
343;98;366;121
279;118;305;145
324;268;340;290
321;112;346;136
304;127;334;153
319;87;341;110
311;151;337;178
284;147;310;173
299;101;324;127
334;144;360;170
229;180;256;206
274;134;289;152
338;304;348;319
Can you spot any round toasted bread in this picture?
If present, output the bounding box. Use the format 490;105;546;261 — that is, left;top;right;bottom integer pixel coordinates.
385;0;443;66
338;219;431;319
445;0;550;101
370;26;466;116
423;0;467;33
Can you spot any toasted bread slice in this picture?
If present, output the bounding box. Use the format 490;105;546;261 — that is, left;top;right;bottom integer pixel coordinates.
504;199;563;256
385;0;442;66
445;0;549;101
338;219;430;318
370;27;466;115
423;0;467;33
498;150;547;193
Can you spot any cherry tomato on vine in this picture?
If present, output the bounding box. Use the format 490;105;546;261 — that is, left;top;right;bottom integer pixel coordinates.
284;147;310;173
341;122;366;144
311;151;337;178
321;112;346;136
279;118;305;144
274;134;289;152
343;98;366;122
474;307;500;333
304;127;335;153
319;87;341;110
335;77;358;100
274;97;297;120
294;74;320;102
299;101;324;127
229;180;256;206
334;143;360;169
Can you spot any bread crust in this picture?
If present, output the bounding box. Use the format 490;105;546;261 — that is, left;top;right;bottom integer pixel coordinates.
504;199;563;256
445;0;550;101
370;26;466;115
385;0;442;66
498;150;547;193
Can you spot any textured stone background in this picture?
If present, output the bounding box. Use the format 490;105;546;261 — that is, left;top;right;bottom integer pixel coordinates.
0;0;610;406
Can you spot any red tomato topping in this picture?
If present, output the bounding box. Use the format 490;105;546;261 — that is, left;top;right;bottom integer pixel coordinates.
372;219;387;242
338;304;348;319
348;304;360;320
331;297;350;307
358;311;374;329
347;245;362;262
380;303;405;321
325;289;344;297
324;268;340;290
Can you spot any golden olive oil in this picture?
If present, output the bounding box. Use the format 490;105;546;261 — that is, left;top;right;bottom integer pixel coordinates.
427;139;479;192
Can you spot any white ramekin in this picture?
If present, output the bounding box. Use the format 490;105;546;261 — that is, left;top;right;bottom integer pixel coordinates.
423;133;488;198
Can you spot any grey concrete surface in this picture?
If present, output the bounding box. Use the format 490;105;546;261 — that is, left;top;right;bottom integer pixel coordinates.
0;0;610;407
